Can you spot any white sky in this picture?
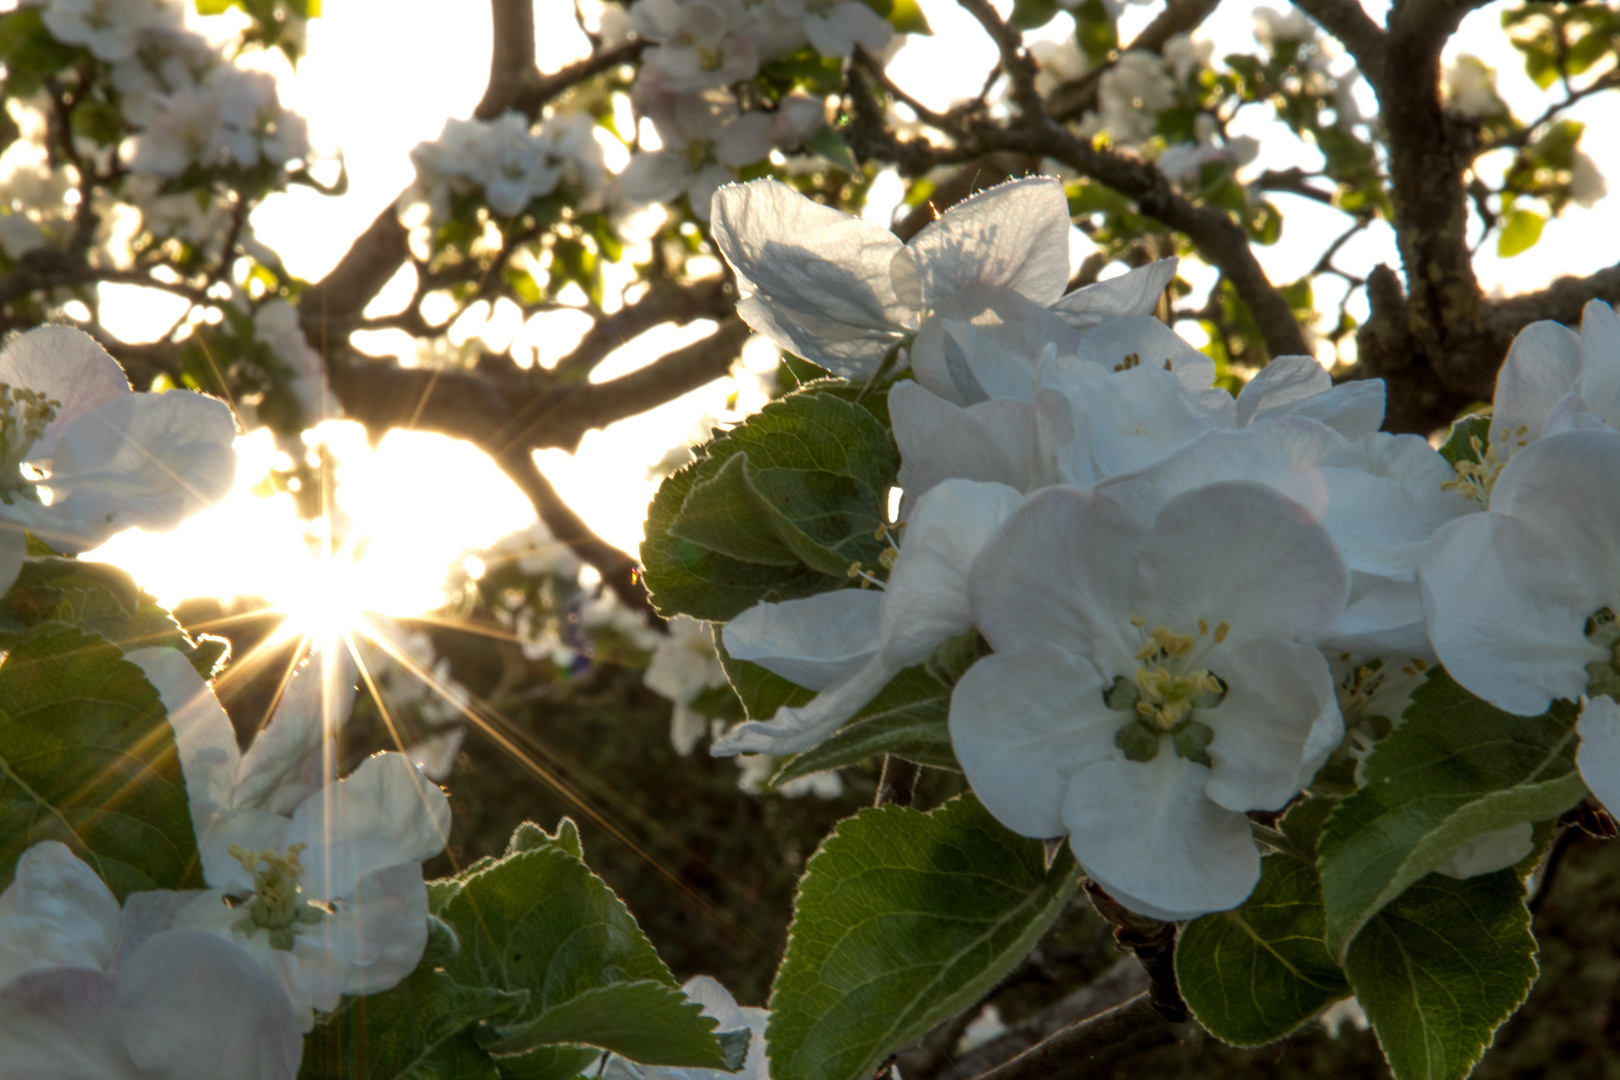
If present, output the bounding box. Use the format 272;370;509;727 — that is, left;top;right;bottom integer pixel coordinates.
92;0;1620;613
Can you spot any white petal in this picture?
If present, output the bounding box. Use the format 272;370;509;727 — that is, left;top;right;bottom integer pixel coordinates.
828;1;892;52
890;380;1041;498
1317;576;1433;658
308;864;429;996
1577;300;1620;429
234;647;358;816
0;842;120;987
1136;482;1348;644
126;647;240;817
0;967;140;1078
711;653;899;756
0;326;131;460
906;177;1072;309
1080;365;1218;479
715;113;773;167
1577;695;1620;816
879;478;1024;665
912;285;1082;403
1063;750;1260;920
119;929;301;1080
619;151;692;205
1049;258;1178;331
723;589;882;691
44;390;237;548
1074;315;1219;396
1235;355;1331;428
1283;379;1386;439
1203;639;1341;811
949;643;1119;838
969;486;1141;664
287;753;450;900
1419;510;1602;715
1493;318;1582;442
711;179;910;376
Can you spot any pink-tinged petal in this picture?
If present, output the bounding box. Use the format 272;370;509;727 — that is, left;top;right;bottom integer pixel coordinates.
234;647;358;816
906;178;1072;309
950;643;1118;839
969;486;1141;664
0;841;120;987
891;380;1041;498
879;479;1024;666
0;327;131;459
0;967;140;1079
1419;511;1604;716
1493;318;1581;442
711;179;909;376
287;753;450;900
723;589;882;691
1063;750;1260;920
1577;301;1620;429
1577;695;1620;816
310;864;429;996
1203;639;1341;812
1049;258;1178;331
44;390;237;547
119;929;301;1080
711;653;900;755
1135;482;1348;644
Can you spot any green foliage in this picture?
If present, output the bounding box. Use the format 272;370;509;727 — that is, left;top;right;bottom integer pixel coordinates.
641;385;899;621
1009;0;1059;31
0;559;226;677
767;794;1078;1080
1317;669;1585;958
1439;414;1493;467
437;831;741;1068
0;8;80;97
1345;870;1539;1080
806;126;859;174
1497;208;1545;258
0;624;202;898
315;820;742;1077
1178;854;1350;1047
771;663;962;786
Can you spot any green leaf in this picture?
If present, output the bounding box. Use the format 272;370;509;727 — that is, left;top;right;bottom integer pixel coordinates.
805;126;860;174
1345;870;1538;1080
886;0;931;33
1009;0;1058;29
772;664;960;786
672;453;815;568
439;845;734;1068
1177;855;1349;1047
716;641;817;722
1317;668;1585;958
1439;414;1492;467
0;625;202;898
1497;209;1545;258
767;794;1078;1080
300;965;528;1080
482;980;744;1066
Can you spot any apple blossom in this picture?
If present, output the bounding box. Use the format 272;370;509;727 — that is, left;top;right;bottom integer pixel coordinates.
0;842;301;1079
645;615;730;754
619;96;772;220
129;647;450;1031
715;478;1024;756
951;481;1348;919
0;325;235;592
38;0;179;62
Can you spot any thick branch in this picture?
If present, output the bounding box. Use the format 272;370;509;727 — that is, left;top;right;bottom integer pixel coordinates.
968;994;1172;1080
474;0;539;120
553;277;733;379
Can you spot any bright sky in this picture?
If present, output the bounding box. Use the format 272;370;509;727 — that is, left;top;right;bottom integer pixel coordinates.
91;0;1620;615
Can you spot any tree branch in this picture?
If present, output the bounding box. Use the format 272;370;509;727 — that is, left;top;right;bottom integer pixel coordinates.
492;444;662;624
1048;0;1222;123
1291;0;1387;84
967;993;1173;1080
474;0;539;120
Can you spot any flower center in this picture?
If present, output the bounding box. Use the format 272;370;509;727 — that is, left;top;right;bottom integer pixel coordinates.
227;842;327;951
1586;607;1620;699
1105;618;1228;764
1442;426;1528;509
0;384;59;505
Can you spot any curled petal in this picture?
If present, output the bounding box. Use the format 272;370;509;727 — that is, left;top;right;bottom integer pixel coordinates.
723;589;882;691
1049;258;1178;331
0;842;121;987
287;753;450;900
906;177;1073;309
0;326;130;459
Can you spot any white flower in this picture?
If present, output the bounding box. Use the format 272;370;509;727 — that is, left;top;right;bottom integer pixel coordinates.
128;84;223;176
0;842;301;1079
0;325;235;588
1571;150;1606;208
1253;6;1316;48
644;615;730;754
710;177;1075;378
129;647;451;1031
40;0;179;62
1442;55;1502;119
210;66;309;169
619;96;772;221
1162;32;1212;82
715;479;1024;756
599;976;770;1080
801;0;891;59
634;0;759;92
1082;51;1176;147
1418;429;1620;717
255;299;338;427
952;481;1347;919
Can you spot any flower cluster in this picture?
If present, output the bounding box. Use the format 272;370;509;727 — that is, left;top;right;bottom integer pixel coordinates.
695;176;1620;920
